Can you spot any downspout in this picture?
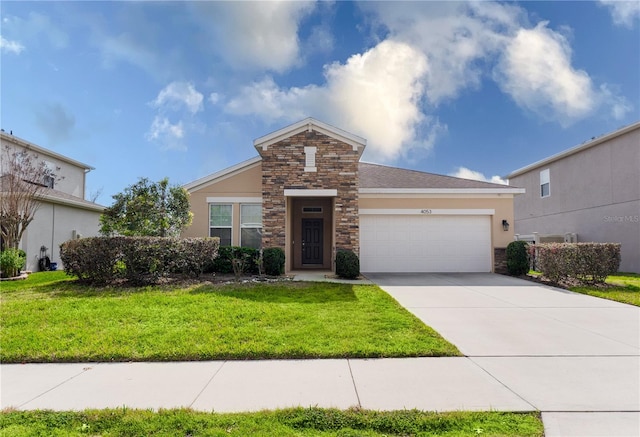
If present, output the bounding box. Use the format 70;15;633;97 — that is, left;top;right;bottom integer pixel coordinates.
51;203;56;263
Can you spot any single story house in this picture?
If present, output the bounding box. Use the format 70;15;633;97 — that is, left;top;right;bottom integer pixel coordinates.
182;118;524;273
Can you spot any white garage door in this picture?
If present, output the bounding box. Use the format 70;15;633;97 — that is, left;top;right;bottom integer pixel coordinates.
360;214;492;272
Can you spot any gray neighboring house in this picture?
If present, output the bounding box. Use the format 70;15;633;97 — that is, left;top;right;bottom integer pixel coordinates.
506;121;640;273
0;131;105;272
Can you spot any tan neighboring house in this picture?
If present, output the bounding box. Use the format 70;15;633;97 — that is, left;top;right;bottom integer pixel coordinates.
0;131;104;271
506;121;640;273
183;118;524;273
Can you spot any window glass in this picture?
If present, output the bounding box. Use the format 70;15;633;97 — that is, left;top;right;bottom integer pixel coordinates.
210;204;232;246
240;204;262;249
540;169;550;198
210;228;231;246
210;204;232;227
240;204;262;226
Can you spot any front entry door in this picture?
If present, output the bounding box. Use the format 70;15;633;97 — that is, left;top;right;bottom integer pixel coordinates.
302;218;323;265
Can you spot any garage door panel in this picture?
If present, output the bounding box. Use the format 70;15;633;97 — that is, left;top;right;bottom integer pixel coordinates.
360;215;491;272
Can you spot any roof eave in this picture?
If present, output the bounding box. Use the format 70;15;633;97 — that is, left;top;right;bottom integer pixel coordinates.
359;188;526;195
183;156;262;191
506;120;640;179
0;131;96;170
253;118;366;153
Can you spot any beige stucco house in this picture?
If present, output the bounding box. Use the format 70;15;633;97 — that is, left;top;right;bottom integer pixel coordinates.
183;118;524;273
507;121;640;273
0;131;104;271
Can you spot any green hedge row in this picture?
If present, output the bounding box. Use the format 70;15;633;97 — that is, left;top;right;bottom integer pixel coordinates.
536;242;620;284
60;237;219;285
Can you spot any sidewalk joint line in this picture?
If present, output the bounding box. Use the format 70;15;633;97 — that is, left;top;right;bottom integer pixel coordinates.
17;365;95;409
466;357;538;411
346;359;362;409
189;360;227;408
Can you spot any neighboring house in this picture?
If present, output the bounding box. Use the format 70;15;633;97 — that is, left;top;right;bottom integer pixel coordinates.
183;118;523;273
506;121;640;273
0;131;104;271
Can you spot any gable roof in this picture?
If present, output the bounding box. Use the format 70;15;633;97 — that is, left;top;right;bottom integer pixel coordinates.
183;156;262;191
506;120;640;179
253;118;366;153
359;162;524;194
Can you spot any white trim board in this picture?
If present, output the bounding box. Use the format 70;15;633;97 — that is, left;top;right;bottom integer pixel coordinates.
284;189;337;197
359;208;495;215
207;197;263;203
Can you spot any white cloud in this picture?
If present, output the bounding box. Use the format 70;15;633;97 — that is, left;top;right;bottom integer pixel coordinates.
151;82;203;114
209;93;221;105
226;40;437;161
494;22;597;125
2;12;68;50
450;167;507;185
189;1;316;72
599;0;640;27
0;36;24;54
145;116;185;151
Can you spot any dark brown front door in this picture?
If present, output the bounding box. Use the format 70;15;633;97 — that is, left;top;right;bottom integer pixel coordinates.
302;218;323;265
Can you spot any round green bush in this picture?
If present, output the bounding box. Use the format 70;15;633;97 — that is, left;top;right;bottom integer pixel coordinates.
263;247;285;276
506;240;529;276
335;249;360;280
0;248;26;278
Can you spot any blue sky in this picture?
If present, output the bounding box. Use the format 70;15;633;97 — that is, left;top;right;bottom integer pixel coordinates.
1;1;638;205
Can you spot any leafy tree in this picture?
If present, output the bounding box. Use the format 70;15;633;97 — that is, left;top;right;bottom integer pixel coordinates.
99;177;193;237
0;145;61;250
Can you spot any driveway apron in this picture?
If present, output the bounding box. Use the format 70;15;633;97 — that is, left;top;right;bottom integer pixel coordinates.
366;272;640;436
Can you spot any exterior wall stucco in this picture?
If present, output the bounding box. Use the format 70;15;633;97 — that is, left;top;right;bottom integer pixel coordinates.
182;164;262;240
1;138;87;198
509;125;640;272
21;202;102;271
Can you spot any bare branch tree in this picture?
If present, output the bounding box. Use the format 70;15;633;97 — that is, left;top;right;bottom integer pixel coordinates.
88;187;103;203
0;145;61;249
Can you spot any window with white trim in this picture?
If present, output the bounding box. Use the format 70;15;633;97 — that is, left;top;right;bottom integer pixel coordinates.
209;204;232;246
540;169;550;198
240;204;262;249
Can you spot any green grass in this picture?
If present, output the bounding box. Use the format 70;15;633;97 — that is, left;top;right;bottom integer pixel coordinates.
570;273;640;306
0;408;544;436
0;272;460;362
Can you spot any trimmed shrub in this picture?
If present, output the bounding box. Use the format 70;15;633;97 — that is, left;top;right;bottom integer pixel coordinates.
263;247;285;276
536;242;620;284
60;236;219;285
60;237;123;283
506;240;529;276
335;249;360;280
212;247;260;275
0;249;26;278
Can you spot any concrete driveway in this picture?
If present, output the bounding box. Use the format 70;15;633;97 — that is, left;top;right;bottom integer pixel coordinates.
366;272;640;436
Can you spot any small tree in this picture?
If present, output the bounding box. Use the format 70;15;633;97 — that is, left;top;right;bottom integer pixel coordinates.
99;177;193;237
0;145;61;250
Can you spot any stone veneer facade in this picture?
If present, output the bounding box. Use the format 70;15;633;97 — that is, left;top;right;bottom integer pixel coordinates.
258;129;361;255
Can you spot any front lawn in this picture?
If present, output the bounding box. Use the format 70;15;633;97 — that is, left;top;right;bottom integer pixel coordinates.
569;273;640;306
0;408;544;437
0;272;460;362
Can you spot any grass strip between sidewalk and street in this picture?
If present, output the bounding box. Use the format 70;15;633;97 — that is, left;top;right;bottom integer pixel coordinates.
0;272;460;362
0;408;544;437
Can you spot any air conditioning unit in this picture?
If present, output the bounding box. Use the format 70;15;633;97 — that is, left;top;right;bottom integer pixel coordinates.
564;233;578;243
